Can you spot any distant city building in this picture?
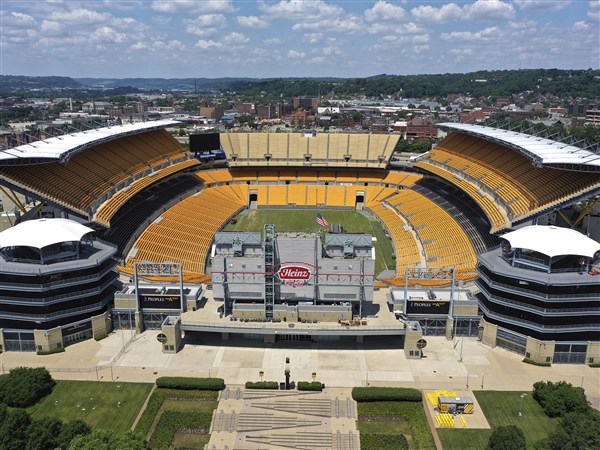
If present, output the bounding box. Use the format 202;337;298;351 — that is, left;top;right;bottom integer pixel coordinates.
293;96;319;110
584;109;600;127
199;106;224;121
406;116;438;141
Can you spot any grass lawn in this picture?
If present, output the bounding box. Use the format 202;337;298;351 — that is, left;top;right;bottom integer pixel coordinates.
438;391;556;450
27;380;152;433
225;209;395;275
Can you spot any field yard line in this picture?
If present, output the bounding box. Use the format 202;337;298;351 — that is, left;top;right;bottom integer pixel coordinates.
131;384;157;432
369;221;388;271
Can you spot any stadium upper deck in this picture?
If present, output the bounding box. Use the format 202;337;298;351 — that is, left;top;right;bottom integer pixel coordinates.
221;131;398;168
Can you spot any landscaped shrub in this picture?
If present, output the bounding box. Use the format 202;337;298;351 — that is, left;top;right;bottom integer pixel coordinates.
532;380;589;418
148;411;212;449
360;433;409;450
155;377;225;391
245;381;279;389
37;347;66;356
134;390;166;438
297;381;324;391
94;332;109;341
0;367;56;407
523;358;551;367
352;387;422;402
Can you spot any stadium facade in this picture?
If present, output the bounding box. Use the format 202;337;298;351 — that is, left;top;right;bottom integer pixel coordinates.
211;228;375;322
0;120;598;363
0;218;117;352
477;225;600;365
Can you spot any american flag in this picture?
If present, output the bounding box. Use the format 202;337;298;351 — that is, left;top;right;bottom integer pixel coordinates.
316;212;330;228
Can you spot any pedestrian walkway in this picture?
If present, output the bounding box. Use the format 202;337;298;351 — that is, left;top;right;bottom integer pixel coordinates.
208;387;358;450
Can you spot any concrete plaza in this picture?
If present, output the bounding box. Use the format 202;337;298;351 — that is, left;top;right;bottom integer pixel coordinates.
2;328;598;410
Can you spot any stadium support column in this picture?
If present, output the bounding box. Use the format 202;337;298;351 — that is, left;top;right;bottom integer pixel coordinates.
359;259;365;318
264;224;276;319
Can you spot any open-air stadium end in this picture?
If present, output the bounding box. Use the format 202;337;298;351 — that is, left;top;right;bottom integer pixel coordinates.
0;122;598;363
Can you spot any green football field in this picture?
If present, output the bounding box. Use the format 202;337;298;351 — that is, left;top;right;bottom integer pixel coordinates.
224;209;395;275
27;380;152;433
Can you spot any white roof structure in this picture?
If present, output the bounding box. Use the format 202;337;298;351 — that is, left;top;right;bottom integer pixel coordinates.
437;123;600;169
0;218;94;249
0;120;180;164
501;225;600;258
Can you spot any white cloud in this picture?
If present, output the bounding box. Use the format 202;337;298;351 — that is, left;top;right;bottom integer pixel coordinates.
185;14;227;37
589;0;600;21
9;12;37;27
573;20;590;31
441;26;501;43
223;32;250;45
151;0;236;14
292;17;364;34
237;15;269;28
130;41;148;50
303;33;324;44
514;0;571;11
258;0;343;20
464;0;515;20
411;3;462;23
40;20;62;33
263;38;283;45
91;26;126;43
287;49;305;59
196;39;223;49
364;1;407;22
47;8;112;24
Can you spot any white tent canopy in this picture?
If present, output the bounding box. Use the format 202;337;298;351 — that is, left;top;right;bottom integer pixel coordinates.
501;225;600;258
0;218;94;250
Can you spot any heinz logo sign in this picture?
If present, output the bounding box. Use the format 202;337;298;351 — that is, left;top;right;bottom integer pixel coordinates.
277;265;311;287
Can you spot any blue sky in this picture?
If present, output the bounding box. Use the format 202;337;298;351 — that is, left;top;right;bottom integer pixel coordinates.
1;1;598;79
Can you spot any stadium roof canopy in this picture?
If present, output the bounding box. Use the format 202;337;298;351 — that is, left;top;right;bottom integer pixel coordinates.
0;218;94;249
501;225;600;258
437;123;600;172
0;120;180;165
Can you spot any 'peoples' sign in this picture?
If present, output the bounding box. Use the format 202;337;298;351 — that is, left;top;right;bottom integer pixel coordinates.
277;264;311;287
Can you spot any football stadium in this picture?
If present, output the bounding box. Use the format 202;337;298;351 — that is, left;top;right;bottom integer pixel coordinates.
0;121;599;364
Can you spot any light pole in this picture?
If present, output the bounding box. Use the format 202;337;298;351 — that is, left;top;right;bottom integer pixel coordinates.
518;393;527;417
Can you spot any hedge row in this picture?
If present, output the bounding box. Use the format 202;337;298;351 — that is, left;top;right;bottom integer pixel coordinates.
352;387;422;402
298;381;324;391
523;358;551;367
245;381;279;390
155;377;225;391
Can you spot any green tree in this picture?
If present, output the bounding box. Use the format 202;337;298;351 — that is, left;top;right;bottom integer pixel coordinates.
0;408;31;450
532;381;589;418
26;417;62;450
543;410;600;450
487;425;526;450
57;420;91;450
68;429;147;450
0;367;55;408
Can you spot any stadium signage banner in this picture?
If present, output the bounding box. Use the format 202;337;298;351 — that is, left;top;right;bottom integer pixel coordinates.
140;294;181;309
277;264;311;287
406;300;450;315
